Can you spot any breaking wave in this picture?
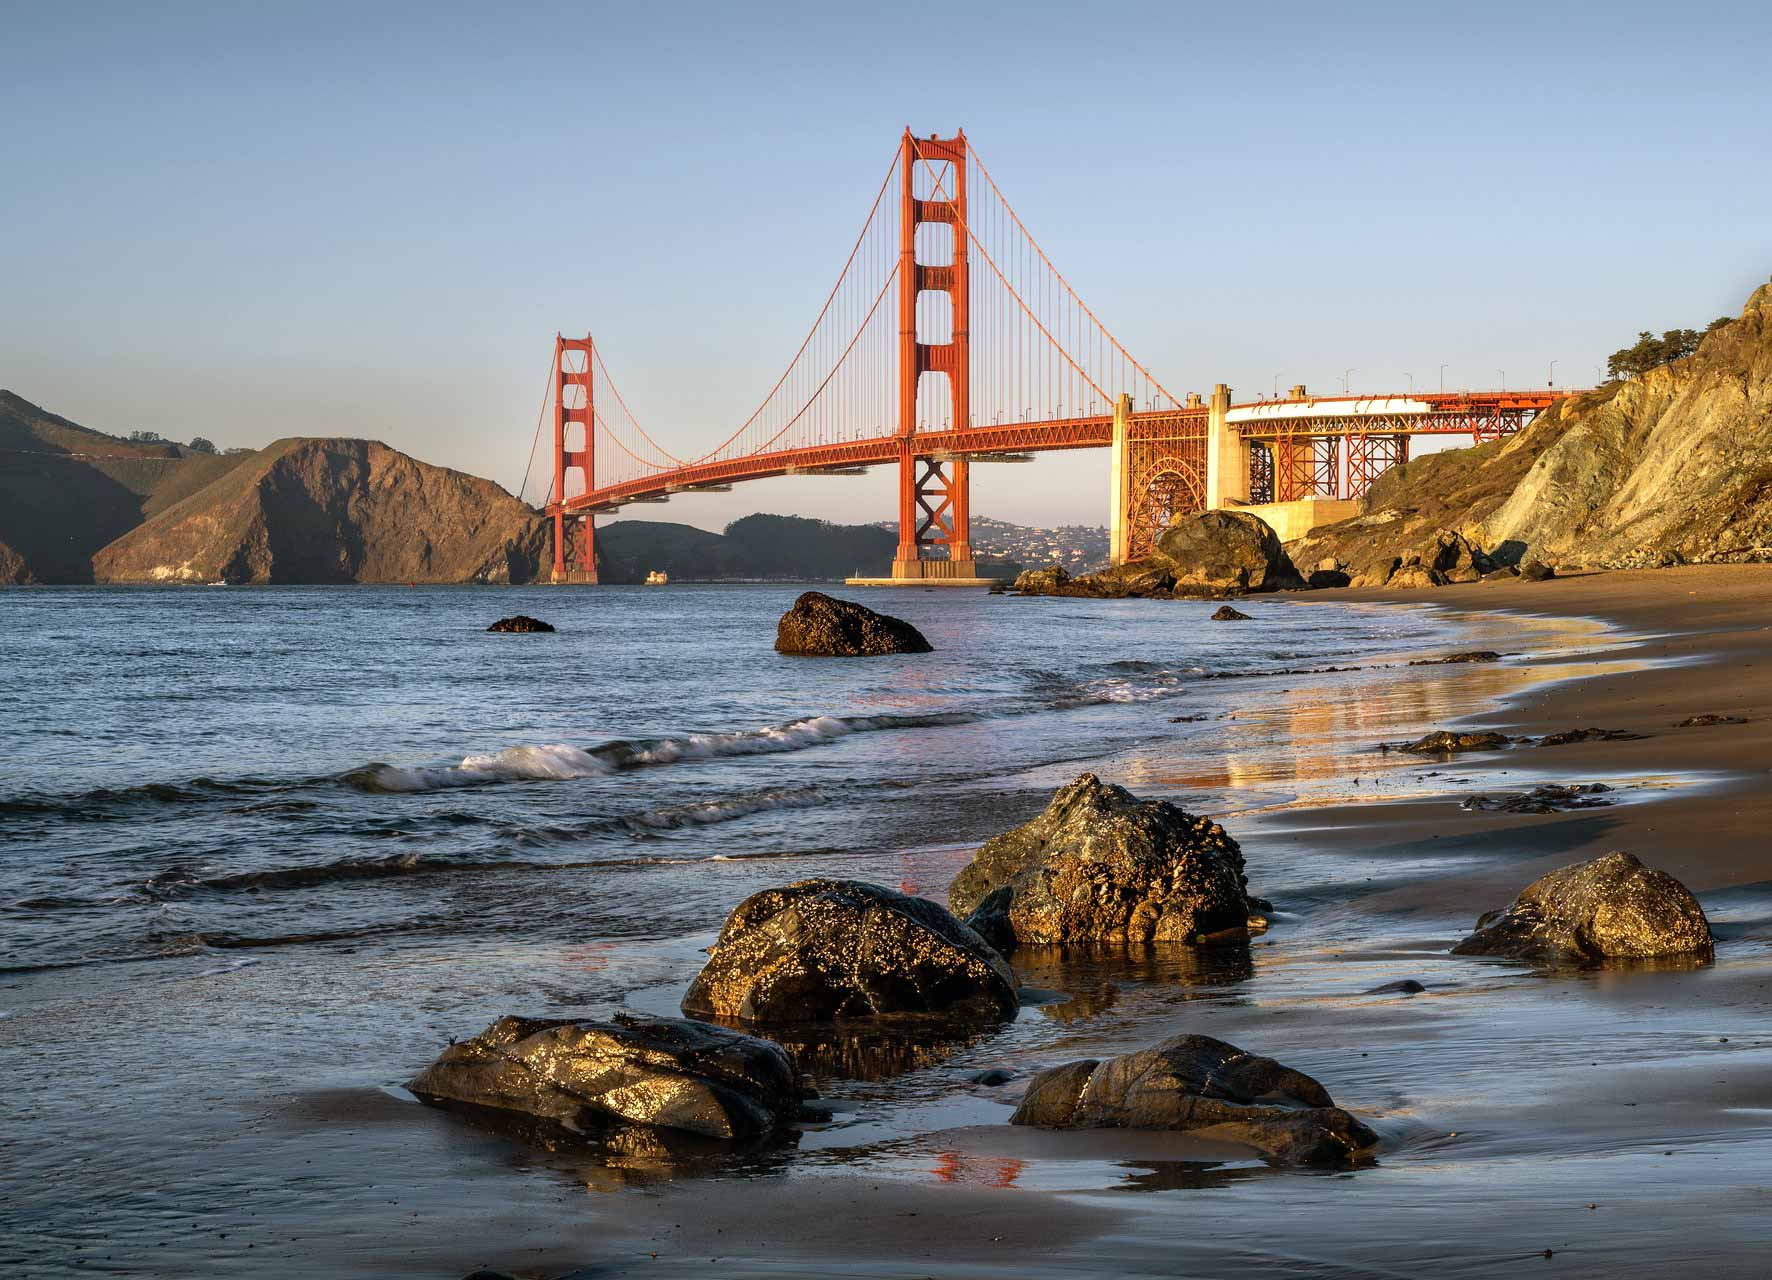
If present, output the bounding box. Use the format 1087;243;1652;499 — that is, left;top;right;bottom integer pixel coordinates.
339;711;979;794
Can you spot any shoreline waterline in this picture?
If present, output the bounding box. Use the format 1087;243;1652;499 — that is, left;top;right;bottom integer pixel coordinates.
5;572;1772;1277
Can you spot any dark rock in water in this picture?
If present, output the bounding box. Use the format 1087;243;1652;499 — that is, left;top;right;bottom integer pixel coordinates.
1399;729;1512;754
681;878;1017;1025
409;1013;805;1141
987;580;1008;595
1461;783;1614;814
1013;565;1070;595
1366;979;1428;995
1452;851;1713;965
1520;559;1557;581
948;773;1267;949
1155;510;1297;594
774;591;931;656
1210;604;1253;621
1410;650;1502;665
1532;727;1648;746
1676;713;1749;726
487;615;555;633
1010;1033;1377;1166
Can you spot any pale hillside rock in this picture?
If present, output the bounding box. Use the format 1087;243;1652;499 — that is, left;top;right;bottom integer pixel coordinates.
1287;276;1772;583
1484;281;1772;566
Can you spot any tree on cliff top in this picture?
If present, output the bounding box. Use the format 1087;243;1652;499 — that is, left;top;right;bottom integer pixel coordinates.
1607;318;1732;381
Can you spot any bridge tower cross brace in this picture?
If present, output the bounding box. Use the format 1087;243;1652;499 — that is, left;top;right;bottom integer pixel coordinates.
550;334;598;584
893;129;976;580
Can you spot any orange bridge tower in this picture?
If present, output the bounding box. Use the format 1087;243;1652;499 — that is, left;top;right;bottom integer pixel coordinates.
892;129;980;582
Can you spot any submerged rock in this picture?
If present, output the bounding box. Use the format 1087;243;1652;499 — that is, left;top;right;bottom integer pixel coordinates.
681;878;1017;1025
1010;1033;1377;1166
947;773;1266;949
1452;851;1713;964
1461;783;1614;814
1398;729;1512;754
1210;604;1253;621
1155;510;1297;593
774;591;932;656
1532;727;1648;746
409;1013;805;1141
1676;713;1749;726
487;614;555;633
1410;650;1501;665
1365;979;1428;995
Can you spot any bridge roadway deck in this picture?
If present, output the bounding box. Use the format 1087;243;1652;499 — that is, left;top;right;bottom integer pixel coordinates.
557;390;1578;516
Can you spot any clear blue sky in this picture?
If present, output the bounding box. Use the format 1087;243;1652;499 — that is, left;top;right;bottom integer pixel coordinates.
5;1;1768;529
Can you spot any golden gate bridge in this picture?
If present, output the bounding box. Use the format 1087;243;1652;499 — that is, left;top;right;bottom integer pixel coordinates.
521;129;1575;584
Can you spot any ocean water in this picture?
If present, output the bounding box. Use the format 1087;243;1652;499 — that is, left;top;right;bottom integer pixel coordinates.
0;585;1466;977
18;583;1745;1276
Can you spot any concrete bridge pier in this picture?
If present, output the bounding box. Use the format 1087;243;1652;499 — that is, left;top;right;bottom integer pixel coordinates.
1203;383;1244;509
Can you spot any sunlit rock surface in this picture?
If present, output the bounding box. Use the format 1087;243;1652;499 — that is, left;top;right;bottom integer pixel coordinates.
681;878;1017;1024
1155;510;1298;593
1453;851;1714;964
1011;1033;1377;1166
409;1013;805;1141
948;773;1267;949
773;591;932;656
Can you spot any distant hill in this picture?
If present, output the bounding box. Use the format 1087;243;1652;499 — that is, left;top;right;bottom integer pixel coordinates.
2;390;1030;585
0;391;255;582
597;514;898;583
94;437;549;584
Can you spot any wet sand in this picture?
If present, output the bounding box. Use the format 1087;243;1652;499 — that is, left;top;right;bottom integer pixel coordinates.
19;566;1772;1278
558;566;1772;1279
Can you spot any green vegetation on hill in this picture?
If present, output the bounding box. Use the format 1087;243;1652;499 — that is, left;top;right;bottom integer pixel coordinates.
595;515;897;583
0;391;255;582
1606;319;1732;381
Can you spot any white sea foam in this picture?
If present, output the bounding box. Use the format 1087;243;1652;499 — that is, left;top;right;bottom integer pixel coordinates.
347;711;971;794
626;715;861;765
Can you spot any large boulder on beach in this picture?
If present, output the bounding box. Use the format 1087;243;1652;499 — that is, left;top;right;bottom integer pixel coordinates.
1011;1033;1377;1166
408;1013;806;1141
1013;565;1070;595
681;878;1018;1025
1154;510;1296;593
1452;851;1713;964
948;773;1267;949
774;591;932;656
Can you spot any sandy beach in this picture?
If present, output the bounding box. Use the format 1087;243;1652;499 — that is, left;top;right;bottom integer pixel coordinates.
296;567;1772;1278
10;567;1772;1280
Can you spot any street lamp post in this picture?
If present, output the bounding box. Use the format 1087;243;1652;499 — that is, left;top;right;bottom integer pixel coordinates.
1549;360;1558;388
1496;369;1506;390
1405;372;1414;393
1342;368;1355;395
1439;363;1448;393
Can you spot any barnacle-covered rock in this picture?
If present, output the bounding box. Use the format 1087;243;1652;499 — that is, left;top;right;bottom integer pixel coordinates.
409;1013;805;1141
1011;1033;1377;1166
1452;851;1713;964
948;773;1267;949
681;879;1017;1025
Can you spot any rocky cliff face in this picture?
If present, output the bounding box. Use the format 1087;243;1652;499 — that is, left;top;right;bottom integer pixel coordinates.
0;391;255;583
93;437;550;584
1293;276;1772;580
